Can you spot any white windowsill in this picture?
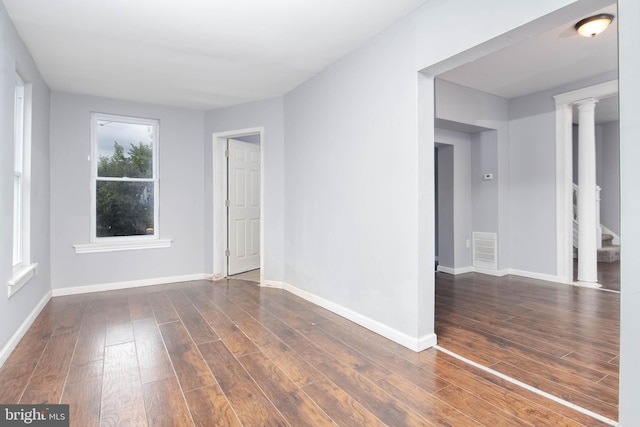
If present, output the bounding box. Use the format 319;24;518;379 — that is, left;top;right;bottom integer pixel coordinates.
8;263;38;298
73;239;172;254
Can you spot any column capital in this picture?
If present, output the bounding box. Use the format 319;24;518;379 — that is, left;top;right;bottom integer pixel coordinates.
575;97;599;108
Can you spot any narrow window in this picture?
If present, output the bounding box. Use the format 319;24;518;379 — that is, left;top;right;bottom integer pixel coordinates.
9;71;36;297
91;113;159;241
12;75;25;266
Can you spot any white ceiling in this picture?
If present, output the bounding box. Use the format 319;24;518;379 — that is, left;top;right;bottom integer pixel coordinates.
438;4;618;123
2;0;429;110
4;1;619;119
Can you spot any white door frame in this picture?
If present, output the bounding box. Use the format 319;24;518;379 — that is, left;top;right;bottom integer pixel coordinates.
212;127;265;281
553;80;618;284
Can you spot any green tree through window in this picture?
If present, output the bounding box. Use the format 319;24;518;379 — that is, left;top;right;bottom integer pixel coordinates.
96;142;154;237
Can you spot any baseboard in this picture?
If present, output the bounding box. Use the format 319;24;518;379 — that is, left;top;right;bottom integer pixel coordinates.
261;280;285;289
436;265;507;276
415;332;439;351
436;265;474;275
474;267;509;277
437;265;565;284
277;281;436;352
507;269;567;284
436;265;454;274
0;290;52;367
52;273;214;297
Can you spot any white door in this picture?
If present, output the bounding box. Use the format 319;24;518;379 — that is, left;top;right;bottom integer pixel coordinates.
227;138;260;275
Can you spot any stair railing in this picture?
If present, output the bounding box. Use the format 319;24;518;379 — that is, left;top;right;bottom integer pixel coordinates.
572;183;603;249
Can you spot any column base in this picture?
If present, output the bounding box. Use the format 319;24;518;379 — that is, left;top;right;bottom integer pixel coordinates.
575;281;602;289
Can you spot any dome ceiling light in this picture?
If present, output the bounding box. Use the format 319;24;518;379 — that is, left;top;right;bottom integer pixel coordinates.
575;13;615;37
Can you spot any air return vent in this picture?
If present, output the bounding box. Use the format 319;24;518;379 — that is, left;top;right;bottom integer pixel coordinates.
473;232;497;270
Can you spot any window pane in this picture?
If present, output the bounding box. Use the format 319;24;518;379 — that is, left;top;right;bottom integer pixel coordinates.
14;83;24;172
13;174;22;265
96;181;154;237
97;120;154;178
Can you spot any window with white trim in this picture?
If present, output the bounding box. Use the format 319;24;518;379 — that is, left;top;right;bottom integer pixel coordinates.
91;113;159;241
9;72;36;297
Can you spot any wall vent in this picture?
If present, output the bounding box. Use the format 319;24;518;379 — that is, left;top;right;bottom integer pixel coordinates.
473;232;497;270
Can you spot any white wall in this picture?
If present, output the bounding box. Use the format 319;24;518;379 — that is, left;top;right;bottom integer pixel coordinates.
508;105;557;274
283;14;427;342
435;79;509;269
204;97;285;283
234;134;261;144
281;0;587;346
618;0;640;423
597;120;620;236
436;145;454;267
508;71;618;275
435;129;473;270
471;130;500;235
435;73;619;278
0;3;51;358
436;80;510;126
49;93;205;289
512;73;618;200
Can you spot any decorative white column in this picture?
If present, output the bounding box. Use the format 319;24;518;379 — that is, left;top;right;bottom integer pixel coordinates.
576;98;601;287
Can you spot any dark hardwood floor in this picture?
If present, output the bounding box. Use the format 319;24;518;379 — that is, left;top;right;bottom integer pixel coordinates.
0;276;618;426
435;271;619;422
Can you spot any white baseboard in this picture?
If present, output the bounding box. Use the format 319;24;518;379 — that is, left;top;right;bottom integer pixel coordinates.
437;265;565;284
436;265;454;274
475;267;509;277
261;280;286;289
437;265;508;276
416;333;438;351
436;265;474;275
0;290;52;367
52;273;214;297
507;269;567;284
270;281;436;352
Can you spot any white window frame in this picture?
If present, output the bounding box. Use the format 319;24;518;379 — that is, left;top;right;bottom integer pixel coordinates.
89;113;162;244
13;76;24;267
9;72;37;298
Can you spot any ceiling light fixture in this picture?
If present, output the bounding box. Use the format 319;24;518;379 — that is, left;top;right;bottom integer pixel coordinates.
575;13;614;37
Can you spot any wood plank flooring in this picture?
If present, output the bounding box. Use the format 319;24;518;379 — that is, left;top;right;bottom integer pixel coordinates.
0;276;618;426
228;269;260;283
435;271;619;422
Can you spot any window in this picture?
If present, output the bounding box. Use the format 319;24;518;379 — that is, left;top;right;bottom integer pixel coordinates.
13;76;25;266
9;72;36;297
91;113;160;241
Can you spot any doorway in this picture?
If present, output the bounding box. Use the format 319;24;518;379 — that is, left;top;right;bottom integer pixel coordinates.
420;1;620;423
554;80;619;288
226;137;261;275
211;128;264;282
